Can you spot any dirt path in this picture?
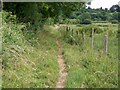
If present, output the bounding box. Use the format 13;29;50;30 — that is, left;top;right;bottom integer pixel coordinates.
56;40;68;88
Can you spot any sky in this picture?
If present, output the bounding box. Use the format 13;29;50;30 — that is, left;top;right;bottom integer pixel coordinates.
89;0;120;9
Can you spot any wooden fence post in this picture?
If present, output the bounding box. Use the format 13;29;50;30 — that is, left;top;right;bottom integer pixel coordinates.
68;27;70;32
71;29;73;36
83;32;85;41
76;31;78;36
104;33;108;56
66;26;68;32
91;28;94;49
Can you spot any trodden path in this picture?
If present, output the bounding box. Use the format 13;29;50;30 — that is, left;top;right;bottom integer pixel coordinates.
56;40;68;88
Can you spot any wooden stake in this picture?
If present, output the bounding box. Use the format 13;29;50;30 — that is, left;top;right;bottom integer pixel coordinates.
76;31;78;36
91;28;94;49
83;32;85;41
66;26;68;32
71;29;73;36
68;27;70;32
104;33;108;56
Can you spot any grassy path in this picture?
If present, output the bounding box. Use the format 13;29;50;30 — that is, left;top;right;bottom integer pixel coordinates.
56;40;68;88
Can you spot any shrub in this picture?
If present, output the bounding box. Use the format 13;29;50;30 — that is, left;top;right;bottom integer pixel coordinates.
2;11;16;23
80;19;92;25
81;25;104;35
110;20;118;24
94;26;104;34
62;19;79;24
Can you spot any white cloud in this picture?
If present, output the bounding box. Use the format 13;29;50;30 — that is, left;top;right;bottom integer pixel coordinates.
90;0;120;9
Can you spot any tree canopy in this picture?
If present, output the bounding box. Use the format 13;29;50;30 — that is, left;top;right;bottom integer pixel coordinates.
3;2;85;24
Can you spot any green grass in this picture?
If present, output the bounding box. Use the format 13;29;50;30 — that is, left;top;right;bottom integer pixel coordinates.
2;11;59;88
62;40;118;88
59;23;118;88
1;10;119;88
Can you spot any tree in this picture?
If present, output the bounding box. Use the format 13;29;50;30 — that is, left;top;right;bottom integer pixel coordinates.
110;5;120;12
3;2;85;24
80;12;91;22
105;8;108;12
80;19;92;24
112;12;119;20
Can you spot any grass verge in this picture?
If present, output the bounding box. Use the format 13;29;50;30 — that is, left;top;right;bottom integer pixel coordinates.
2;11;59;88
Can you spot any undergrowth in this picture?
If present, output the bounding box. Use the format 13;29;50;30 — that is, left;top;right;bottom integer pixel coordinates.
63;43;118;88
59;24;118;88
1;10;118;88
2;11;59;88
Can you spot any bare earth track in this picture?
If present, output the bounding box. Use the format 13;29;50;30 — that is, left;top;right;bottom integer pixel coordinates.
56;40;68;88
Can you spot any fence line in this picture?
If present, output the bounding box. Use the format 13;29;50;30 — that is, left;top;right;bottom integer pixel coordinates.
63;26;108;56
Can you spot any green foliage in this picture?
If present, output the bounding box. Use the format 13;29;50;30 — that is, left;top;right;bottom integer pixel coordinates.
2;11;26;46
3;2;85;25
79;12;91;23
82;25;104;34
110;5;120;12
2;11;16;23
62;28;118;88
59;24;107;46
59;26;83;45
110;20;118;24
94;26;104;34
68;5;119;23
63;43;118;88
111;12;119;21
2;1;119;88
80;19;92;24
2;11;59;88
58;23;118;88
62;19;80;24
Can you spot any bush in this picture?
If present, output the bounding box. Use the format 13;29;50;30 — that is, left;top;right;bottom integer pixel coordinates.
2;11;17;23
94;26;104;34
80;19;92;25
110;20;118;24
62;19;79;24
81;25;104;35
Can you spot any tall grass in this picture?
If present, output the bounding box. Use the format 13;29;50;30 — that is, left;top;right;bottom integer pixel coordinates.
59;24;118;88
1;10;118;88
2;11;59;88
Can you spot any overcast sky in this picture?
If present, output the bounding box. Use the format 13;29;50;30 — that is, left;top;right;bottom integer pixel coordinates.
90;0;120;9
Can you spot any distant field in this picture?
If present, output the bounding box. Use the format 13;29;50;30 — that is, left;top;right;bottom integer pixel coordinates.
59;23;118;33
